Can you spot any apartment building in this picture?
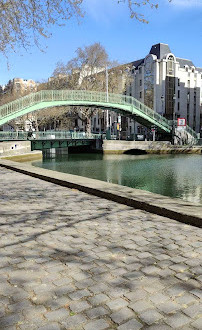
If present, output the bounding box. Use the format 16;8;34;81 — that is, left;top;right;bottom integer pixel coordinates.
90;43;202;137
1;78;37;96
0;78;37;131
129;43;202;134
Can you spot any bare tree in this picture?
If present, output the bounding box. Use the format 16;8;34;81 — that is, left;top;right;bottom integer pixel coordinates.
51;43;110;134
51;43;134;134
119;0;172;23
0;0;83;55
0;1;172;56
36;106;75;131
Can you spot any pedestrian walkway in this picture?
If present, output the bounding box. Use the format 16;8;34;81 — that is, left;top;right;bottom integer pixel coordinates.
0;167;201;330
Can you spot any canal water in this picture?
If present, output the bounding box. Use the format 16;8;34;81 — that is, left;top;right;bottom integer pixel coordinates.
31;153;202;204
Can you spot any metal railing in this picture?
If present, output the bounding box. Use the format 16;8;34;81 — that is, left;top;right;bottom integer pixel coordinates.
0;90;171;131
0;90;199;141
0;130;103;141
168;120;198;139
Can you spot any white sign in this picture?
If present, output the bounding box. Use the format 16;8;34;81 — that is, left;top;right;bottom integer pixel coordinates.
177;118;186;127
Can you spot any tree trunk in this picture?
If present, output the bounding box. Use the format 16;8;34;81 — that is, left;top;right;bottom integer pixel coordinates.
86;117;91;135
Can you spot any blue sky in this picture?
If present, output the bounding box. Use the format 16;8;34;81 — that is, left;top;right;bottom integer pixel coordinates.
0;0;201;85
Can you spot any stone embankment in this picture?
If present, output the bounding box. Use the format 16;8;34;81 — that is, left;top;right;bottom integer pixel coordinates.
0;159;202;228
103;141;202;154
0;165;201;329
0;141;42;161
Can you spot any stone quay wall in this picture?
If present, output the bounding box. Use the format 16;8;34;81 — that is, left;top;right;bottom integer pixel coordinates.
103;140;202;154
0;141;31;157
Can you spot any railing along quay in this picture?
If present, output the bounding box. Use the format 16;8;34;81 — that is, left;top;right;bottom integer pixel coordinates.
0;131;104;141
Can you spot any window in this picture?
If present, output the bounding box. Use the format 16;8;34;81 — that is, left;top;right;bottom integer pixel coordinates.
178;90;180;98
187;80;190;88
139;67;142;74
140;91;142;99
178;79;180;87
167;55;175;76
140;80;142;86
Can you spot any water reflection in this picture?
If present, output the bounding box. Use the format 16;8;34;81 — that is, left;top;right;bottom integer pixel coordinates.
31;153;202;204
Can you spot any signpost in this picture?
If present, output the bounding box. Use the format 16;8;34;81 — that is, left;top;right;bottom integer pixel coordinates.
177;118;186;127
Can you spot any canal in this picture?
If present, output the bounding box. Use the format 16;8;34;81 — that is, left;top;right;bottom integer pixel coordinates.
31;153;202;204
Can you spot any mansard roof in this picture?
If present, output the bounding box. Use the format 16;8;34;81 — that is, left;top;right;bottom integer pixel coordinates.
123;43;201;72
176;57;195;68
130;59;144;68
196;67;202;73
149;43;171;59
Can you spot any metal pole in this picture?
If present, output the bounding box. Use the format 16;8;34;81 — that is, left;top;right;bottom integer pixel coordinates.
173;94;176;145
106;65;109;130
106;65;109;103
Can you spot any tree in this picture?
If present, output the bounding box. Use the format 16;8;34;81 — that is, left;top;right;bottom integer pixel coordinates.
0;1;172;55
36;107;75;131
120;0;172;23
51;42;133;134
0;0;83;55
51;43;109;133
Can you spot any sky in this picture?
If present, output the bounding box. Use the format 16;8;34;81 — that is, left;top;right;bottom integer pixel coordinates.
0;0;202;85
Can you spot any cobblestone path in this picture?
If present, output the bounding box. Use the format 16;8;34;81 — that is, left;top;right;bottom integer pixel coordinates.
0;167;201;330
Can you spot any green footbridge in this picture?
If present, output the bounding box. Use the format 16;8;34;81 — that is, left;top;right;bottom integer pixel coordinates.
0;90;198;139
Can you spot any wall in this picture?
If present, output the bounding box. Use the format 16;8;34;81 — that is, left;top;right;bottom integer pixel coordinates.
0;141;31;157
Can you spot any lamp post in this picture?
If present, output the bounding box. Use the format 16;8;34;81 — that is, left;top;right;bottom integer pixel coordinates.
173;94;176;144
106;65;110;139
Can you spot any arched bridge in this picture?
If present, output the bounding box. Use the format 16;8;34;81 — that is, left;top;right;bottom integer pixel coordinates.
0;90;198;139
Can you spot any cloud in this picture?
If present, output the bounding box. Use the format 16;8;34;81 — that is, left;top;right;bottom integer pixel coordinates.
169;0;202;8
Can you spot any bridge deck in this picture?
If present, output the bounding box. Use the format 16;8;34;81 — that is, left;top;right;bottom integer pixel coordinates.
0;90;198;141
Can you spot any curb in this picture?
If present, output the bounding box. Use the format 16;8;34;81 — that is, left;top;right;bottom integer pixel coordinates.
0;159;201;228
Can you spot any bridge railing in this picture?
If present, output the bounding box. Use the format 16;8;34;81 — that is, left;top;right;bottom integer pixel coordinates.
0;90;171;131
0;90;198;139
168;120;198;140
0;130;103;141
41;90;172;131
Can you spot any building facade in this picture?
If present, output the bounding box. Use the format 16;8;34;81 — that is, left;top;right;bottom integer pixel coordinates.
90;43;202;137
0;78;37;131
1;78;37;97
129;43;202;134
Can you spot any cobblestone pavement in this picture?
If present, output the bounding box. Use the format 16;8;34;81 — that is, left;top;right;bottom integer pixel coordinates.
0;167;202;330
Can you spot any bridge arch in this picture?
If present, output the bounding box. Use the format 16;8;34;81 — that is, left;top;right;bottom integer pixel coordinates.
0;90;172;133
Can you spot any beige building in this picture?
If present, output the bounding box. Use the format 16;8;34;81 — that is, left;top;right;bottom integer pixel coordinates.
2;78;37;96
